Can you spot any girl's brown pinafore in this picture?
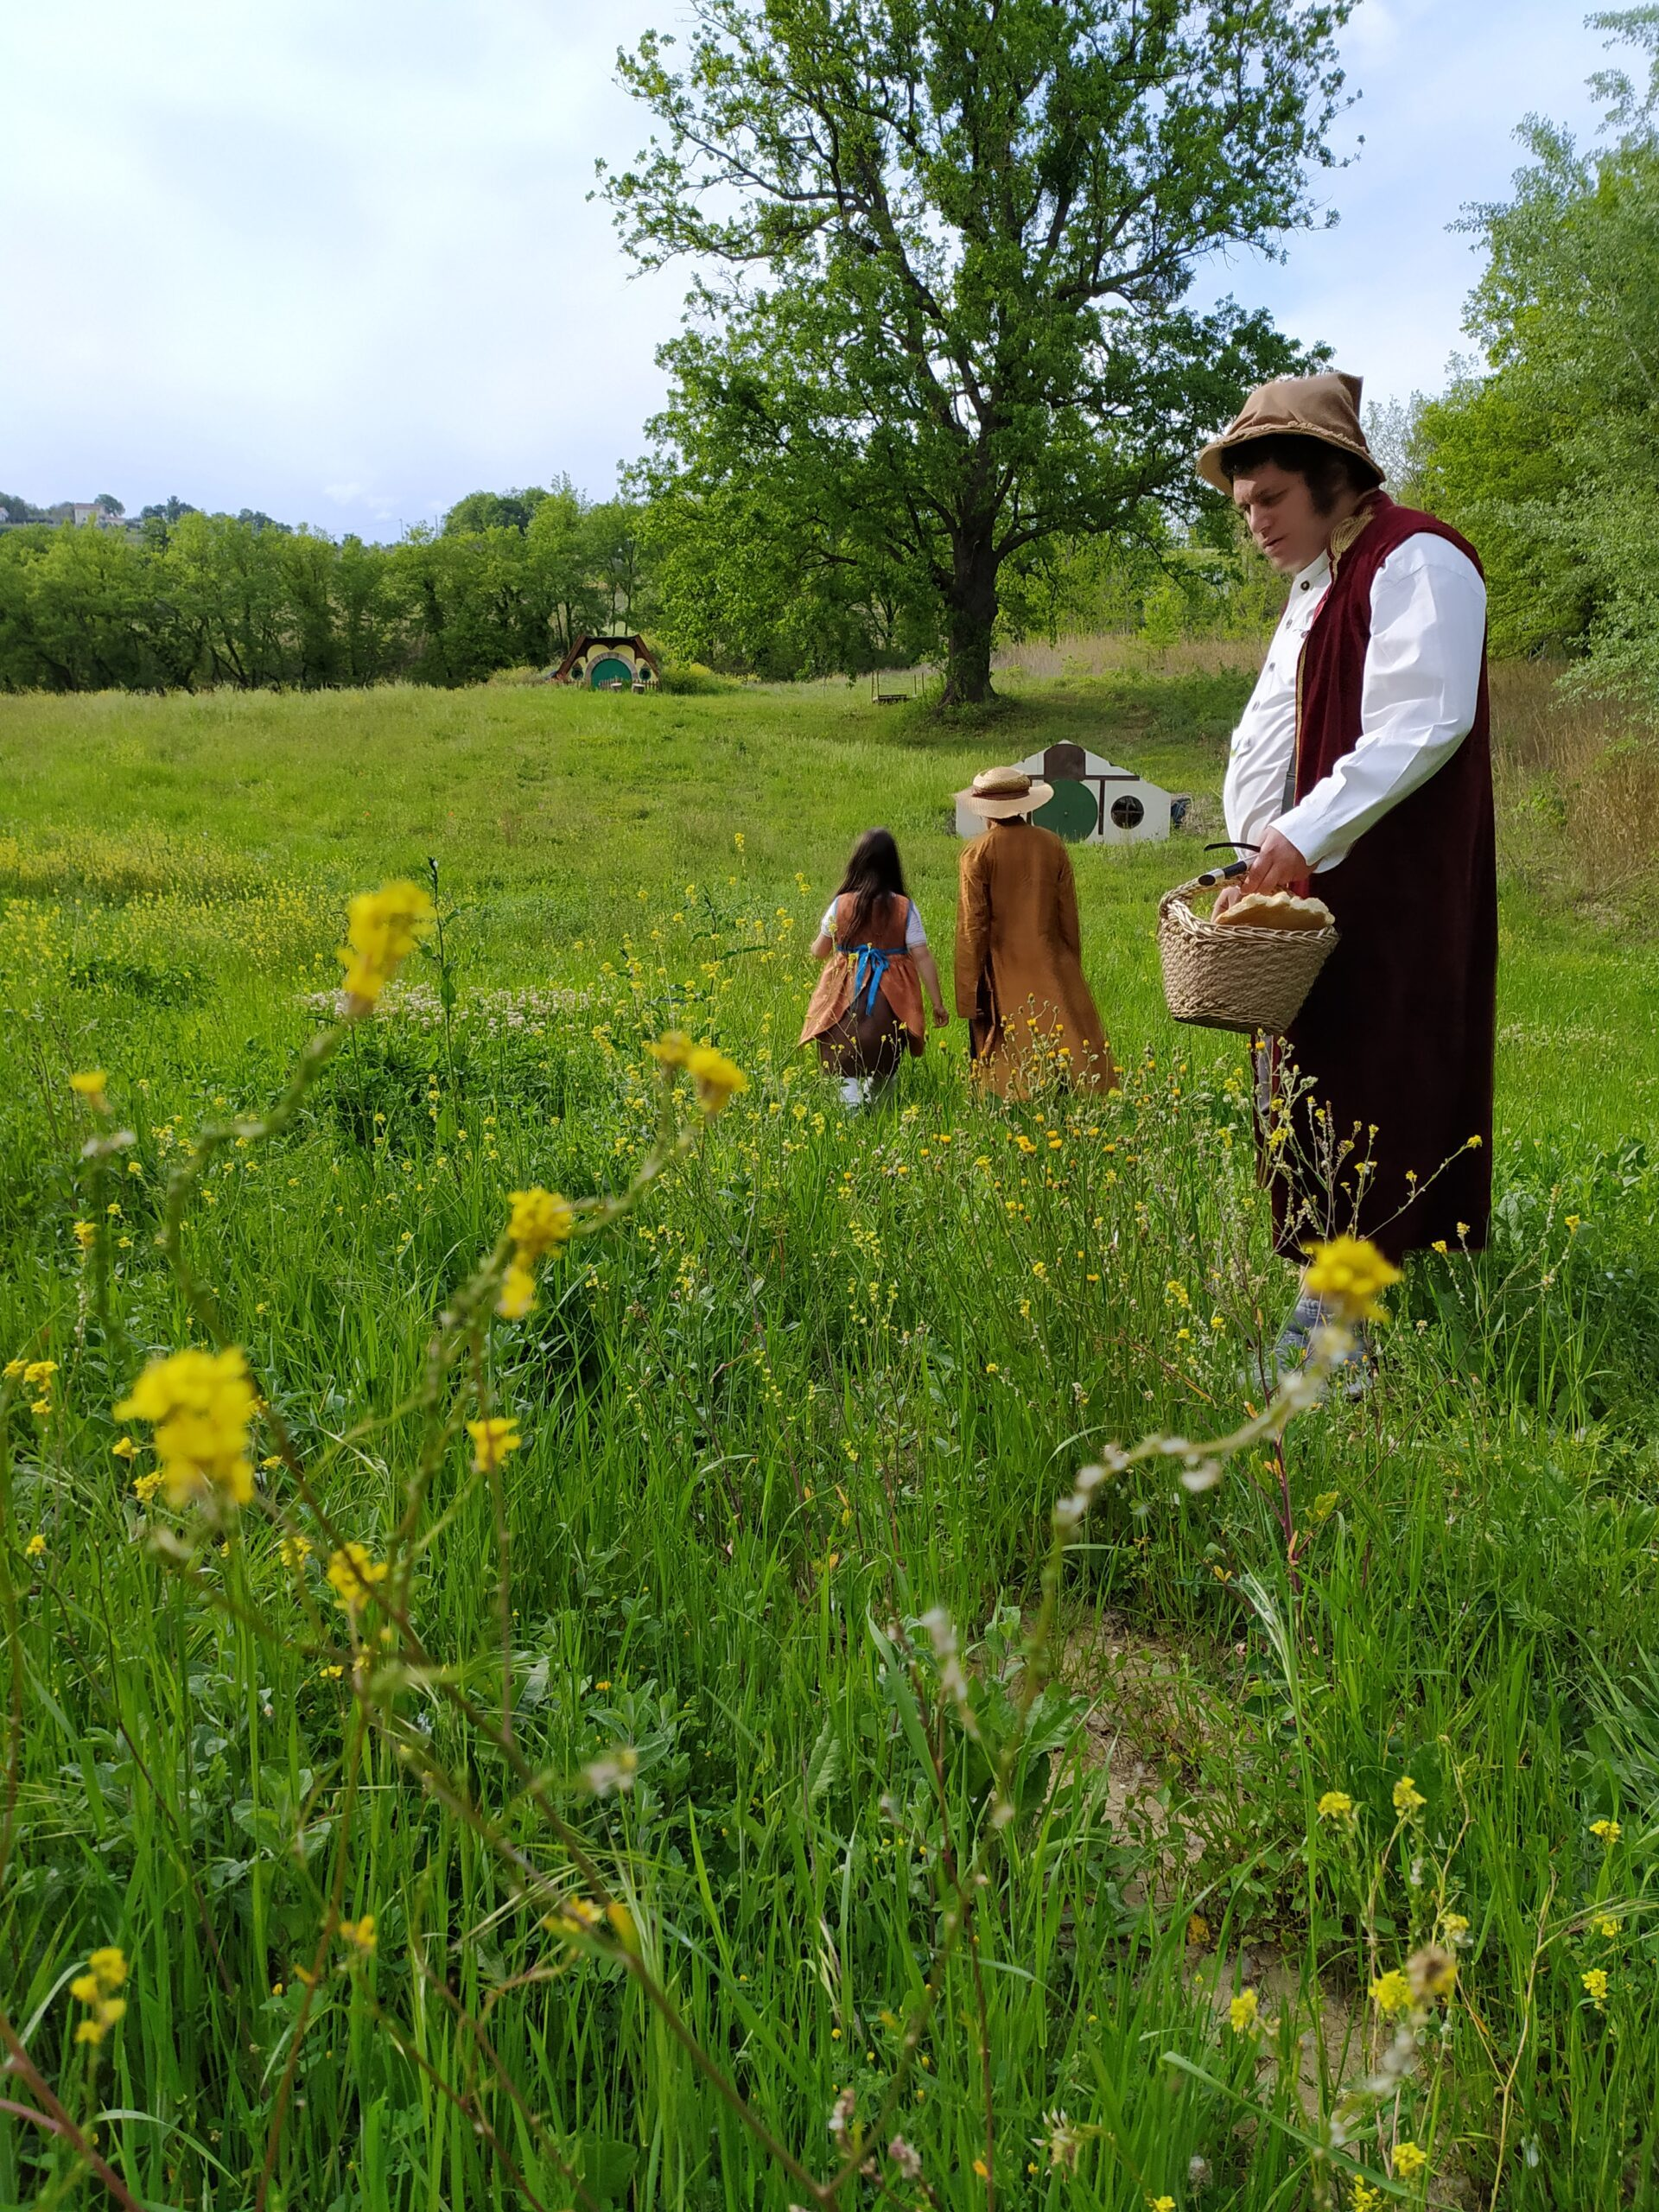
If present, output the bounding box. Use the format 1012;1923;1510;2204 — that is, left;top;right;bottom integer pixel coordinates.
799;893;926;1056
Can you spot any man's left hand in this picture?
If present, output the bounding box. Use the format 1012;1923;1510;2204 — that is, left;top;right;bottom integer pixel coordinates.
1240;827;1310;897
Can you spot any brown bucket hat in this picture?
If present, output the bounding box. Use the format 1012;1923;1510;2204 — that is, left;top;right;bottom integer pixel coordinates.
957;765;1053;819
1195;371;1384;494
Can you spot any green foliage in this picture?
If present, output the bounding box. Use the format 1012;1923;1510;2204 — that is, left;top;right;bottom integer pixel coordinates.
605;0;1351;700
1414;12;1659;701
0;486;652;694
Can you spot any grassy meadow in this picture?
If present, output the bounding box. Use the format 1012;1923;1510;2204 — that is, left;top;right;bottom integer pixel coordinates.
0;665;1656;2211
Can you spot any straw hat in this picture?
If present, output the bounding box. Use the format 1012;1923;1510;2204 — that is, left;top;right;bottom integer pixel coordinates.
957;764;1053;819
1195;371;1383;494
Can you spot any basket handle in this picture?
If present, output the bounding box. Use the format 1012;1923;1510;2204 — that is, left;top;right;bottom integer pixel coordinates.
1160;843;1260;921
1159;874;1224;921
1194;841;1260;889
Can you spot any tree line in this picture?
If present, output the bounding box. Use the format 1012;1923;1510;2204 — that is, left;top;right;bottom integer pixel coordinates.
0;482;645;694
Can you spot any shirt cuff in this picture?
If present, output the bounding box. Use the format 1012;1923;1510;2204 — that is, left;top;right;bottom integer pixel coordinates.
1273;790;1343;873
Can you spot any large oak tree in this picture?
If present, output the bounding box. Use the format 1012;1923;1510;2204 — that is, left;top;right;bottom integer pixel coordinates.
604;0;1352;700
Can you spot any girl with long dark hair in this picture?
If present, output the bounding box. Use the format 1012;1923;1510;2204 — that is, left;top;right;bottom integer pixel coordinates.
799;828;948;1105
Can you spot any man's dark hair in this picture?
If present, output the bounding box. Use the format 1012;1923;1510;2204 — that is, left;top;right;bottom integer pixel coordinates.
1219;433;1382;514
836;827;908;944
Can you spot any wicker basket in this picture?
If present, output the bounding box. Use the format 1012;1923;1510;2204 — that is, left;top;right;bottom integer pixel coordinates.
1157;875;1339;1036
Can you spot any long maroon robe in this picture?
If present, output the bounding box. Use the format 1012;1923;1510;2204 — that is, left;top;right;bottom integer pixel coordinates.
1268;495;1497;1262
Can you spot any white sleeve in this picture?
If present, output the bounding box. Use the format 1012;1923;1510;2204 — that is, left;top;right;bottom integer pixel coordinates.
820;900;839;937
905;899;927;949
1277;536;1486;873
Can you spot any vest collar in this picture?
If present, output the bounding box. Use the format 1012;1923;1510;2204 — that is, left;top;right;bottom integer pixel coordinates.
1327;490;1391;576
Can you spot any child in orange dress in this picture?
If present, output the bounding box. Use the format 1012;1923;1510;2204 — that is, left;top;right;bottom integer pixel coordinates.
799;829;948;1107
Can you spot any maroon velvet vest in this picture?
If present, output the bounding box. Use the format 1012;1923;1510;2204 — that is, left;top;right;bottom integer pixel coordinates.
1270;495;1497;1261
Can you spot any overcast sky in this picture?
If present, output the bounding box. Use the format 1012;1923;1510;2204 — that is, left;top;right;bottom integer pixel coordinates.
1;1;1618;538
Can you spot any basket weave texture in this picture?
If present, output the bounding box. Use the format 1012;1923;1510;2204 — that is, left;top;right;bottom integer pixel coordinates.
1157;876;1338;1037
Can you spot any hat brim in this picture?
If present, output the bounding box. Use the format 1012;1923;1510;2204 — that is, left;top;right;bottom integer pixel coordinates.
958;780;1053;818
1195;429;1385;496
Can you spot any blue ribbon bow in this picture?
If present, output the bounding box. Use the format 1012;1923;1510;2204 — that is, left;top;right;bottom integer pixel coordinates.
851;943;906;1016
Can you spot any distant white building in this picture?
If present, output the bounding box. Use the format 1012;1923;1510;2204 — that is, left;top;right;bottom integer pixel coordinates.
955;744;1179;844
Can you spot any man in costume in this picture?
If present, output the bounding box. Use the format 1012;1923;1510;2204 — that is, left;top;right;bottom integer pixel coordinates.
954;766;1116;1097
1196;372;1496;1379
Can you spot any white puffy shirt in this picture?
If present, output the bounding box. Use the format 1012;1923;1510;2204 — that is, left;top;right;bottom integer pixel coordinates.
1223;532;1488;874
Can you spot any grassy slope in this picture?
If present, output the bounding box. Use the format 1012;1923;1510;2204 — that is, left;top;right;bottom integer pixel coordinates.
3;671;1656;1138
0;673;1656;2212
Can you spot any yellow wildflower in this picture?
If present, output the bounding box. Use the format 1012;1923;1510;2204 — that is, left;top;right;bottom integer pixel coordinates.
1582;1967;1609;2011
1229;1986;1259;2034
467;1416;522;1472
605;1899;638;1952
1370;1969;1412;2016
69;1070;110;1113
647;1030;695;1069
326;1541;389;1619
1407;1943;1457;2001
1393;2140;1427;2178
494;1190;577;1318
550;1895;606;1940
70;1947;128;2044
24;1361;56;1385
1393;1774;1426;1815
1352;2183;1382;2212
132;1471;163;1504
87;1948;127;1990
114;1347;258;1510
279;1532;312;1573
1318;1789;1355;1821
73;1219;97;1253
337;880;435;1014
1150;2198;1176;2212
687;1043;747;1115
1302;1235;1402;1323
1592;1914;1622;1941
1590;1817;1621;1844
111;1435;137;1460
649;1033;747;1115
507;1189;574;1257
24;1533;46;1561
338;1914;377;1954
507;1187;575;1262
3;1358;24;1380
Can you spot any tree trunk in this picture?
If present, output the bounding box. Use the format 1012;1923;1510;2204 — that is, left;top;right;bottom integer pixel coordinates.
940;532;999;706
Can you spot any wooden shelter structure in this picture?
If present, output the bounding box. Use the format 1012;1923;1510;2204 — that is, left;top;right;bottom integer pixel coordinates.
954;744;1178;845
550;634;661;691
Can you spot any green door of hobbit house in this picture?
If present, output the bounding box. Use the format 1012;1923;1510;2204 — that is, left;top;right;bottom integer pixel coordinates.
590;656;633;690
1033;779;1100;840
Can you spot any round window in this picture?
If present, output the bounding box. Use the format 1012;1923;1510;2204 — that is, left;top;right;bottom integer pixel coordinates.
1109;793;1145;830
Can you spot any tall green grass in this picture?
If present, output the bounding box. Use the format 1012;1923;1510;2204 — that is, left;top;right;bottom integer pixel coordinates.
0;671;1656;2210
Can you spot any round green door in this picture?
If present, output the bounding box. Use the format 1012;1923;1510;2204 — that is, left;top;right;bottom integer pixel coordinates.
590;656;633;690
1033;778;1097;841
